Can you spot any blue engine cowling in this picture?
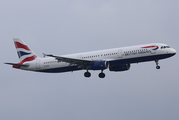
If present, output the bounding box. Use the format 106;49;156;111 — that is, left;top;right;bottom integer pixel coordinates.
90;61;109;70
109;64;131;71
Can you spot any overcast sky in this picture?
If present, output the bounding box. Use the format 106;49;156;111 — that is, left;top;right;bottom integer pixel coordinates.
0;0;179;120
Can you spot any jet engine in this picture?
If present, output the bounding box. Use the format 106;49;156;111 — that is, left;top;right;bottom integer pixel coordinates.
90;61;109;70
109;64;130;72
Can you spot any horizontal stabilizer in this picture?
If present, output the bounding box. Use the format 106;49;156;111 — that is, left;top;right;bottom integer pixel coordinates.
4;63;29;67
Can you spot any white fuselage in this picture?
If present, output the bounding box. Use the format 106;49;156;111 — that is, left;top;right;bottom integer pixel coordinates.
22;43;176;73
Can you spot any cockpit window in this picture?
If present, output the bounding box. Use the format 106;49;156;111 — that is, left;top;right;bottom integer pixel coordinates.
161;46;170;49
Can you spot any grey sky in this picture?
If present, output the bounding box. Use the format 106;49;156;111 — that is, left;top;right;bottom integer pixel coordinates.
1;0;179;120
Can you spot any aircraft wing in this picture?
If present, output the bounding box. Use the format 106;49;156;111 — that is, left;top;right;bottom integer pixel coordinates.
43;54;95;68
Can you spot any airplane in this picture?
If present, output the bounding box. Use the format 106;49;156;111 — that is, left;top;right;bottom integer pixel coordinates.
5;38;176;78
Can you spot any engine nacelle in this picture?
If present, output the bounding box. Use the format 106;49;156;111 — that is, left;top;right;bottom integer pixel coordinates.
109;64;131;72
90;61;109;70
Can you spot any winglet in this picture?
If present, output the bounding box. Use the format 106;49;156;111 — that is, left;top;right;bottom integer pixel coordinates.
43;53;54;57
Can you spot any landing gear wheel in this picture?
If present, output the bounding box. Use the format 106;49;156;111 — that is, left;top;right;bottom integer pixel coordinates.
156;66;160;69
99;73;105;78
84;72;91;78
155;60;160;70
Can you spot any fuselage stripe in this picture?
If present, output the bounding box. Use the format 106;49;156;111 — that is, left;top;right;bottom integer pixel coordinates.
141;46;158;48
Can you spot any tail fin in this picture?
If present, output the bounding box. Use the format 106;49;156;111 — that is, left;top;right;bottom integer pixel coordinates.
13;38;38;64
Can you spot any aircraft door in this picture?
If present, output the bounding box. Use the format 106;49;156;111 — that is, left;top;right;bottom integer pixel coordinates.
150;45;157;54
78;55;82;59
118;49;123;58
36;59;41;69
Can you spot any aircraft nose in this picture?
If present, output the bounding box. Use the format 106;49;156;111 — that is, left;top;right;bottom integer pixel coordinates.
171;48;177;55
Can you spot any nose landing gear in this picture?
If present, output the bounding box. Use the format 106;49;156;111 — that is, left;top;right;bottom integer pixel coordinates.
155;60;160;69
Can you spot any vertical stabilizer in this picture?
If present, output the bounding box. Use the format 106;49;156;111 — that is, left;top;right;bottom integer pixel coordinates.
13;38;38;64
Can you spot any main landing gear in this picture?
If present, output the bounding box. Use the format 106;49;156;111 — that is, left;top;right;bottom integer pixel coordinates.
84;70;91;78
84;70;106;78
98;70;105;78
155;60;160;69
